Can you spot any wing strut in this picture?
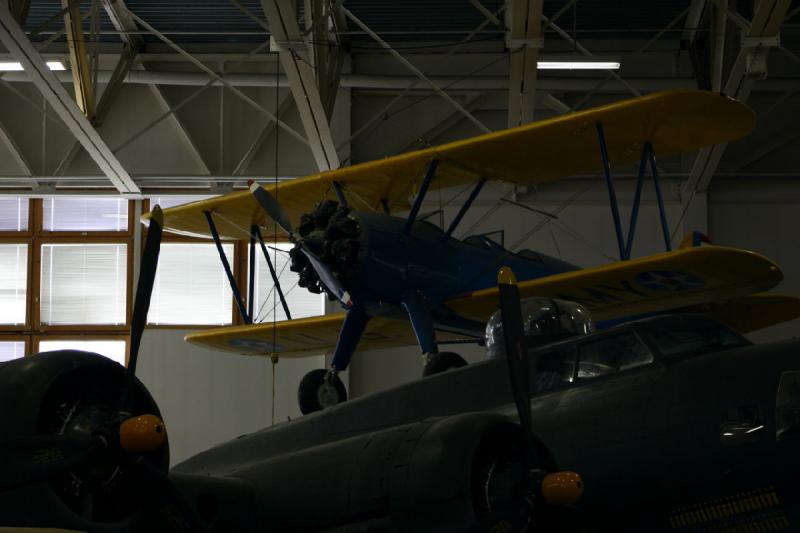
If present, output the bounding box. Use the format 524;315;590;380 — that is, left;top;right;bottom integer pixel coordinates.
204;210;251;324
444;177;486;239
595;123;672;260
403;158;439;235
253;225;292;320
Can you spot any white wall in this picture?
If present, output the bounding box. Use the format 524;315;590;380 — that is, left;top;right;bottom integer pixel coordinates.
136;329;324;464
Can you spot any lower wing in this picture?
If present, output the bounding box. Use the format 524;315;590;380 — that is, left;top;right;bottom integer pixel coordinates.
445;246;784;322
184;314;474;357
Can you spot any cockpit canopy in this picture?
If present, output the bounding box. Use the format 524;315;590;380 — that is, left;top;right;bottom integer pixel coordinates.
485;298;595;359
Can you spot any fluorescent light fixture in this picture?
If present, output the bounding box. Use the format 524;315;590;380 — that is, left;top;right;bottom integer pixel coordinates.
0;61;66;72
537;60;620;70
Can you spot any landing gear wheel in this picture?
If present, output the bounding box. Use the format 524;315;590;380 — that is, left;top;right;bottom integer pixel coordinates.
422;352;468;377
298;369;347;415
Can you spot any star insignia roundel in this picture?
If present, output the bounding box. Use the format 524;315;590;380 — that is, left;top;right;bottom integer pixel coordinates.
634;270;705;292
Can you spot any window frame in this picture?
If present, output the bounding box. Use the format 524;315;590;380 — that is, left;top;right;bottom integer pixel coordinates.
33;334;130;366
0;333;30;359
0;238;33;331
142;199;245;329
574;329;656;382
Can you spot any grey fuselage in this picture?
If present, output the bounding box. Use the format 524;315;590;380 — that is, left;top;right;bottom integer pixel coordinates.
171;315;800;532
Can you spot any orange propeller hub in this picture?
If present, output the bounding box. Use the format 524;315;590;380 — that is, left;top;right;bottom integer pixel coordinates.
541;471;583;505
119;414;167;453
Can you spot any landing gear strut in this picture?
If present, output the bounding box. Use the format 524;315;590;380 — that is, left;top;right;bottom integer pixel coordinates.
298;368;347;415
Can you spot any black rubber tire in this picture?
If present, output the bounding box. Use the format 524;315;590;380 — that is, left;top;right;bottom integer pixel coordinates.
298;368;347;415
422;352;468;377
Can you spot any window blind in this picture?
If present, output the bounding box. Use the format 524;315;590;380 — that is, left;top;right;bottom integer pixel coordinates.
251;243;325;323
148;243;234;325
0;244;27;325
42;197;128;232
38;340;126;366
40;244;127;325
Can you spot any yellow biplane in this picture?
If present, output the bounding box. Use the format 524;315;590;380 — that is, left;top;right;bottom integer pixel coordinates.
143;89;800;414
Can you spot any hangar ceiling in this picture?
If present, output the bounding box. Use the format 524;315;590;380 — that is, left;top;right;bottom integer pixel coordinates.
0;0;797;196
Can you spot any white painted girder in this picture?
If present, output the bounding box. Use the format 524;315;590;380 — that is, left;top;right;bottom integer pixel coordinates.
261;0;340;171
506;0;543;127
0;3;139;193
684;0;792;195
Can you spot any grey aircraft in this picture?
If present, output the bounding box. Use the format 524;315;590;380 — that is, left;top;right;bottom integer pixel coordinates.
1;214;798;532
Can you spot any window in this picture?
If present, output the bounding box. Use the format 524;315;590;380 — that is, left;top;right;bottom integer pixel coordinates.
42;197;128;232
38;339;126;366
643;320;748;358
0;341;24;362
0;244;27;325
0;198;29;232
40;243;127;325
250;243;325;323
533;346;576;393
147;243;234;325
577;332;654;379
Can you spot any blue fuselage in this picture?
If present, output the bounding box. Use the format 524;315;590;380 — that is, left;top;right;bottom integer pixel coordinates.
347;212;578;319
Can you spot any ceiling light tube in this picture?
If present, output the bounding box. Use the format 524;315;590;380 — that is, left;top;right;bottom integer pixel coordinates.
537;60;620;70
0;61;66;71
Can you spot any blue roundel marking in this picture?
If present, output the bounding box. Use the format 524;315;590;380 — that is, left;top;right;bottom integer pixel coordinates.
635;270;704;292
227;338;284;352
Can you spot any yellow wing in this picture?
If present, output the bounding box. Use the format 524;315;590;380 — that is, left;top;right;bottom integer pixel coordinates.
683;293;800;334
184;313;474;357
445;246;783;322
146;90;755;239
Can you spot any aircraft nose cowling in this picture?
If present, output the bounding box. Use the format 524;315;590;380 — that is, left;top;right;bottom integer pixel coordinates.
290;200;366;300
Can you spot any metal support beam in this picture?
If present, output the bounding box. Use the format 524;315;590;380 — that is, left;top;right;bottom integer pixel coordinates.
204;210;251;324
682;0;707;45
118;6;308;147
97;0;144;126
261;0;340;171
684;0;791;195
8;0;29;25
342;6;491;134
404;159;439;235
61;0;94;118
93;42;138;126
148;85;212;175
0;117;31;176
0;4;138;193
233;92;293;175
399;93;486;153
506;0;543;127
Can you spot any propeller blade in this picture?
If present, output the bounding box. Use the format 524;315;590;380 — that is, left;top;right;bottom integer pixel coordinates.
0;434;101;491
497;267;538;475
248;180;293;235
129;205;163;376
301;248;352;307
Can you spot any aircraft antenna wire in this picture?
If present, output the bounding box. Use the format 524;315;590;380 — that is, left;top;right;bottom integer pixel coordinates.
272;51;280;427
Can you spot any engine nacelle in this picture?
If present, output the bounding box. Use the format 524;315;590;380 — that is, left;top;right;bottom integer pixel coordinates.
231;412;542;532
0;351;168;529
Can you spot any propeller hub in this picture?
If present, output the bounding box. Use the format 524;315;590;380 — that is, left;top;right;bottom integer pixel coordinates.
119;414;167;453
540;471;583;505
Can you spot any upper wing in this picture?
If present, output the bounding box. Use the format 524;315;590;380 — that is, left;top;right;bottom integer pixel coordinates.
184;313;474;357
445;246;783;322
146;90;754;239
